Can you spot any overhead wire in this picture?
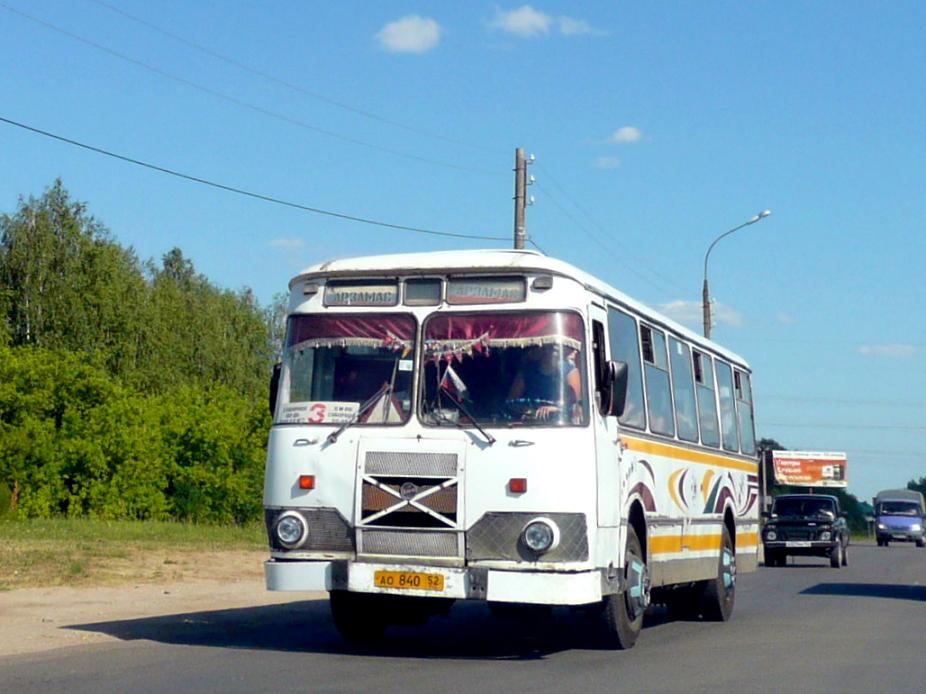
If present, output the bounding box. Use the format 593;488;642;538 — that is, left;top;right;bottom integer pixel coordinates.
0;115;508;242
84;0;499;156
531;180;673;295
535;162;690;295
0;2;501;176
763;394;926;409
763;421;926;432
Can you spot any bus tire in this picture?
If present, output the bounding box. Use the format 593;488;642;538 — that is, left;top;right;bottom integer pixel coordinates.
601;526;648;649
700;525;735;622
329;590;389;645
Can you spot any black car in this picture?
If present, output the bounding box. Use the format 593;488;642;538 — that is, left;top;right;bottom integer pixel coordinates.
762;494;849;568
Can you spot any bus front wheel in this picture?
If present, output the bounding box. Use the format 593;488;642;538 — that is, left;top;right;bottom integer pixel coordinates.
601;526;648;649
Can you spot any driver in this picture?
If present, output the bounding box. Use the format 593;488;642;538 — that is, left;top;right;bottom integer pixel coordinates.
506;344;581;420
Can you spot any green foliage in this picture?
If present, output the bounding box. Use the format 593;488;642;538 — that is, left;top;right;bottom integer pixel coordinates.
0;180;280;522
0;344;270;522
0;181;274;399
907;476;926;498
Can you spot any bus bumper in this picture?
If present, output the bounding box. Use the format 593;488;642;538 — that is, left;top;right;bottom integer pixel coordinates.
265;559;605;605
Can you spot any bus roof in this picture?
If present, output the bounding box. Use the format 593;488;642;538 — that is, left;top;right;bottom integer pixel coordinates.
290;249;750;368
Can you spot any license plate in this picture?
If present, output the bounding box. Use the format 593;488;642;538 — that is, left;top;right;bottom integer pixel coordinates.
786;541;811;547
374;570;445;591
893;534;906;539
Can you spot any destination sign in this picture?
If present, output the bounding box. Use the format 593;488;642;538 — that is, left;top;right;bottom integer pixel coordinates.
446;277;526;305
279;401;359;424
324;282;398;307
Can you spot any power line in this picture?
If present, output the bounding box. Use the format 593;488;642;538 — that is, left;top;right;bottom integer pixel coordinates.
532;181;673;295
0;2;501;176
763;421;926;432
85;0;498;156
535;163;689;294
0;115;507;242
763;394;926;409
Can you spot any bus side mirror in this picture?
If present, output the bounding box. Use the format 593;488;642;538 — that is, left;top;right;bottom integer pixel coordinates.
269;363;281;417
605;360;628;417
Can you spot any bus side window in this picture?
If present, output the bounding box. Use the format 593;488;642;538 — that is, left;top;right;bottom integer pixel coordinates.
641;324;675;437
693;350;720;448
607;308;645;429
715;360;740;452
592;319;608;415
669;337;698;443
735;370;756;455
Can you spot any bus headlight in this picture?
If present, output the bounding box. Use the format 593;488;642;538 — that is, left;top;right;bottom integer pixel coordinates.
275;512;307;548
765;529;777;541
521;518;560;554
877;523;886;530
911;524;922;532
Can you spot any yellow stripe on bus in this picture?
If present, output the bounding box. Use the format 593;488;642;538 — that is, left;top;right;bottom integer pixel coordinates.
651;532;758;555
622;436;758;473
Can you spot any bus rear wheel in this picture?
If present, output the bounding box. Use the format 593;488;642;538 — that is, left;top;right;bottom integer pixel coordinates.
600;526;648;649
699;525;736;621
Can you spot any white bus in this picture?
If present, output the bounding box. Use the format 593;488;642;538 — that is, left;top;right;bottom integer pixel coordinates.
265;249;759;649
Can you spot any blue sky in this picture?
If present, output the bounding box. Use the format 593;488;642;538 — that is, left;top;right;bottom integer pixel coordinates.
2;1;925;503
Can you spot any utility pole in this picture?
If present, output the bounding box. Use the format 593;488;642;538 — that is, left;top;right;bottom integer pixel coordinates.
513;148;529;249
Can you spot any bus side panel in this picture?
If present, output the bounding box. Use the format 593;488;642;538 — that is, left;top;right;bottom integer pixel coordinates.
620;435;758;588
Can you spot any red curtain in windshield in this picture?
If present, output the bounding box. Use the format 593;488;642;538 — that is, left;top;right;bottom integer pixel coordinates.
424;312;583;358
287;315;415;350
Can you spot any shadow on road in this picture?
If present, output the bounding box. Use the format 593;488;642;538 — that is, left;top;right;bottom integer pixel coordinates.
66;600;665;660
801;583;926;602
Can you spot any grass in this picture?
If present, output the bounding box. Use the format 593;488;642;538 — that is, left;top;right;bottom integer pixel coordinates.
0;518;267;591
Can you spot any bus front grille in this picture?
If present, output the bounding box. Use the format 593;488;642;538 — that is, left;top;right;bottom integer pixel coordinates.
360;451;461;531
360;529;460;557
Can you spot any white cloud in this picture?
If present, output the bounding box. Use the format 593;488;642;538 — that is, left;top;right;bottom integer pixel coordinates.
377;15;441;54
490;5;552;37
607;126;643;144
658;300;702;326
595;156;620;169
777;313;796;325
657;300;742;329
858;344;919;358
489;6;600;38
269;238;305;249
557;17;595;36
713;303;744;327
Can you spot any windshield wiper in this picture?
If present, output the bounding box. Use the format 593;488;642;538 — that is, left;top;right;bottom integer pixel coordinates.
327;382;392;444
436;384;496;446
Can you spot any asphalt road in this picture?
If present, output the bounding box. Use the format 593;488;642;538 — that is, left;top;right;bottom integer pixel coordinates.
3;541;924;693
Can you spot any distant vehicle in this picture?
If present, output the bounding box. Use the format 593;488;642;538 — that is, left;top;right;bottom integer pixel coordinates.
761;494;849;568
873;489;925;547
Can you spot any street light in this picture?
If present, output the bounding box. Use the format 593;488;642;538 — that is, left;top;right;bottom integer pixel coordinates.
702;210;771;339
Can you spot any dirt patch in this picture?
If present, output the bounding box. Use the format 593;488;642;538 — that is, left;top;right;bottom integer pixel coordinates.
0;550;326;657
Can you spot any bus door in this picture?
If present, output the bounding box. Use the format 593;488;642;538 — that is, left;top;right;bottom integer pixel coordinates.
590;304;621;529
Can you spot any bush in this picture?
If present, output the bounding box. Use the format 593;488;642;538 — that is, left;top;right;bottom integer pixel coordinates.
0;344;269;522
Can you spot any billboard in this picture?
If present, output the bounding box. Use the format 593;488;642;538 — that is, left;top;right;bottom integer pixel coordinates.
772;450;848;488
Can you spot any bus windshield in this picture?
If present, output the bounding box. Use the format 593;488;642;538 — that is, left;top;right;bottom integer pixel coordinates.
421;311;588;427
275;314;416;425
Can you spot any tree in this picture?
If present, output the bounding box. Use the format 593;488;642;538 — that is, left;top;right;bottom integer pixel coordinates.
908;476;926;497
0;179;147;374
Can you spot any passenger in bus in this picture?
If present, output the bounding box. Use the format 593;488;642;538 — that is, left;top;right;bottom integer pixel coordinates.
506;344;582;420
